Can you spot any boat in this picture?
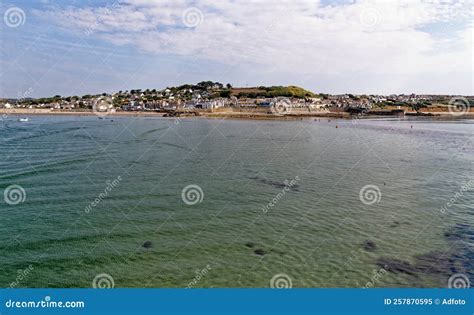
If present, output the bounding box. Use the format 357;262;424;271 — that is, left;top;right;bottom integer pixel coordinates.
18;118;29;122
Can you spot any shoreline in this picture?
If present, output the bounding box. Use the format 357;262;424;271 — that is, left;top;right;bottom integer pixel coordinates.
2;109;473;120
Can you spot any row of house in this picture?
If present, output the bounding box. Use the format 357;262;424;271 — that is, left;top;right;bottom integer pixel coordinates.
0;92;445;113
119;96;330;111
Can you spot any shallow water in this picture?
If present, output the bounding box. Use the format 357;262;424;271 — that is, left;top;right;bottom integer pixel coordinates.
0;115;473;288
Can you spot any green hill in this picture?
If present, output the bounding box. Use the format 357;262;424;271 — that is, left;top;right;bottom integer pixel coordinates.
233;86;315;99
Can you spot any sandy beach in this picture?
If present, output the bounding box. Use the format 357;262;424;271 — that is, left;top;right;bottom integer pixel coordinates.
3;108;473;120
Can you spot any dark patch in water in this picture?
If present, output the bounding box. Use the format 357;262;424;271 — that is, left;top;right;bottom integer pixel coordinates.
375;223;474;286
159;142;189;151
5;127;82;143
411;251;459;276
0;157;96;181
444;223;474;243
245;242;255;248
246;243;286;256
362;240;377;251
142;241;153;249
139;127;168;138
389;221;400;228
376;258;418;277
442;223;474;275
388;221;411;228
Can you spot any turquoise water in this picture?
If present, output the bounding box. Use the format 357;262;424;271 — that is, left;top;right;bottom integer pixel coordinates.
0;115;473;288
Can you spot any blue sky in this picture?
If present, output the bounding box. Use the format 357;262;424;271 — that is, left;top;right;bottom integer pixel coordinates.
1;0;472;98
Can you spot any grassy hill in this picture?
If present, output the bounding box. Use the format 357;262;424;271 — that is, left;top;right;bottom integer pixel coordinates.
232;86;315;98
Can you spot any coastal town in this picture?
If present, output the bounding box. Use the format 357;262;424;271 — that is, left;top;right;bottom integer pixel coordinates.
1;81;472;118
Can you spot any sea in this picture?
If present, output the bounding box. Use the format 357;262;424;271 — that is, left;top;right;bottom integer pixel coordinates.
0;115;472;288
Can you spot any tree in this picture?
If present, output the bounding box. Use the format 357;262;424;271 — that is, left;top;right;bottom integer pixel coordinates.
219;89;231;98
113;98;122;107
197;81;221;90
226;83;232;89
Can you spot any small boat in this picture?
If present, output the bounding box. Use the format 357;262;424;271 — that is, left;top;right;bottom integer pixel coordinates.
18;118;29;122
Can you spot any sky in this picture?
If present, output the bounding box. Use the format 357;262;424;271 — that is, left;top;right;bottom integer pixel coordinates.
0;0;472;98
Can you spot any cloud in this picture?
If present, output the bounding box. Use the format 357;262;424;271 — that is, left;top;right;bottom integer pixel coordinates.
34;0;473;94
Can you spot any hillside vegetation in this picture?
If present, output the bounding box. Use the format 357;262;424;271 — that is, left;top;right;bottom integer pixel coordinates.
233;86;316;98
